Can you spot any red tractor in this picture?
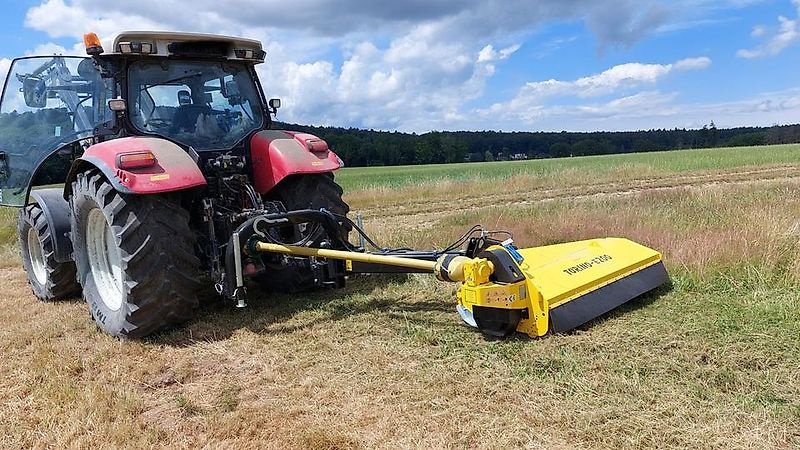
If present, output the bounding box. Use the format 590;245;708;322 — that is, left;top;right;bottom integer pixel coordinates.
0;32;669;340
1;32;352;337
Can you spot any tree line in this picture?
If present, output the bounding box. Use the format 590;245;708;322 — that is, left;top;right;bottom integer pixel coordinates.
279;121;799;167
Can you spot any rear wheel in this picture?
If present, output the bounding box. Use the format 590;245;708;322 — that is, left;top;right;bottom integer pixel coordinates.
258;173;350;292
17;204;80;301
70;171;201;338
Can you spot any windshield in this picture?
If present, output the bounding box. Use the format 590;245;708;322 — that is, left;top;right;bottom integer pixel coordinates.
128;60;263;151
0;56;113;206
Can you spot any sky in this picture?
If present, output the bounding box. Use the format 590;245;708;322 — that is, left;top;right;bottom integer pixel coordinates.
2;0;800;133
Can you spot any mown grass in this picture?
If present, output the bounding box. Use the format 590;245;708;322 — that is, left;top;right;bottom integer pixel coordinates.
0;207;18;269
0;148;798;448
339;144;800;213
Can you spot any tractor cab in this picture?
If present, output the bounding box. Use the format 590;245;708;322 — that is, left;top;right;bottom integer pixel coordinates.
0;31;273;206
126;58;264;150
116;32;269;151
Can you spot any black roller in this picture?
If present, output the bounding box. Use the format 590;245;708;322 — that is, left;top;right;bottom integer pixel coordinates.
548;262;669;333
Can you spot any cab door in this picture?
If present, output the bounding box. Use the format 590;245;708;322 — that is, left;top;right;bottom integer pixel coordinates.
0;56;113;206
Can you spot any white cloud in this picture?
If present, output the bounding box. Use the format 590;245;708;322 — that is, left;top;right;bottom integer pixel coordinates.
673;56;712;70
596;88;800;130
24;0;673;47
249;28;492;131
475;57;712;131
737;0;800;58
477;44;521;63
6;0;766;133
472;87;800;132
0;59;11;88
541;91;680;122
515;57;711;99
26;0;166;46
27;43;72;56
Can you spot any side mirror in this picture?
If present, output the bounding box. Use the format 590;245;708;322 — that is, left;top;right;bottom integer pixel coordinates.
224;80;242;105
108;98;126;111
224;80;241;97
22;76;48;108
268;98;281;114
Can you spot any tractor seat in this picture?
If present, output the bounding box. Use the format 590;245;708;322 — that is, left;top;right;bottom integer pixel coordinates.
171;103;211;133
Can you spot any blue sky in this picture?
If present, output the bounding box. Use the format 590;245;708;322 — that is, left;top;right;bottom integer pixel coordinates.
3;0;800;133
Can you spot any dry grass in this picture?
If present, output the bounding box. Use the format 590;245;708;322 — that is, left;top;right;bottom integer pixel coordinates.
0;160;799;449
349;164;800;219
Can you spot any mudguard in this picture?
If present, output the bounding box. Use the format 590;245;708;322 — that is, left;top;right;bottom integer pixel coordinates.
29;188;73;263
64;137;206;197
250;130;342;193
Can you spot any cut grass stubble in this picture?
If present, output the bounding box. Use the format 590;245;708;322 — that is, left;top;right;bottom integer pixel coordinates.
0;145;798;448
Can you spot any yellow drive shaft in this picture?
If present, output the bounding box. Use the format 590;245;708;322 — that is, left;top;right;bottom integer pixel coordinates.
253;242;493;284
255;242;437;271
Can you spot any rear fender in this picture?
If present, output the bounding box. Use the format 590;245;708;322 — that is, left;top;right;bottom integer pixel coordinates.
250;130;342;193
64;137;206;198
29;188;73;263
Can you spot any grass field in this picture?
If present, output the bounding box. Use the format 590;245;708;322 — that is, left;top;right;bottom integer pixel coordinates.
335;144;800;191
0;144;799;448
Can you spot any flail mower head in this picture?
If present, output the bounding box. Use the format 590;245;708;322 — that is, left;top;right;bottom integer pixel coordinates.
249;213;668;338
449;238;668;337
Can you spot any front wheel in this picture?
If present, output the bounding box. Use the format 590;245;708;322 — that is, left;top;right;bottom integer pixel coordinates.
17;204;80;301
70;171;201;338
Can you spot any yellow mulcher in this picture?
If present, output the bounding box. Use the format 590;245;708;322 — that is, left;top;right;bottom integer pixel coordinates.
248;214;668;338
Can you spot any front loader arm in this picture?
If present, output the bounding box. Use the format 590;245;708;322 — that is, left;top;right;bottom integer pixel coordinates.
18;57;94;131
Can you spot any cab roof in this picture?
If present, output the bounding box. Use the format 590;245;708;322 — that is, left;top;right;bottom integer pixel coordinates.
108;31;265;62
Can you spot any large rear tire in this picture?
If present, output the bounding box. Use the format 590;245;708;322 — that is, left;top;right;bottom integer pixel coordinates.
268;172;350;220
70;171;201;338
258;173;350;292
17;204;80;301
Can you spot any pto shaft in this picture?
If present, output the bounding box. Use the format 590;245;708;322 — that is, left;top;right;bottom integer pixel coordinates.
254;242;437;271
253;242;493;284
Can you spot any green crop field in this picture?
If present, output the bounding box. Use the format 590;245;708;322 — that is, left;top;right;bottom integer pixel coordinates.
0;144;798;448
335;143;800;191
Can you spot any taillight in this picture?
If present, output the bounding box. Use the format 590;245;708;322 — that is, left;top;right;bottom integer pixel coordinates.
117;151;157;170
305;139;328;153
